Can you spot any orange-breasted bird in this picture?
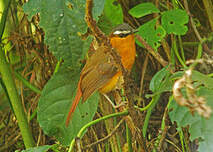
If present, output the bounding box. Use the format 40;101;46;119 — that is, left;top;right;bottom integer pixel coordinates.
66;23;136;126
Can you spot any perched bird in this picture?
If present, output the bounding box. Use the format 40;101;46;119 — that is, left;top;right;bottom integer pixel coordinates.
66;23;136;126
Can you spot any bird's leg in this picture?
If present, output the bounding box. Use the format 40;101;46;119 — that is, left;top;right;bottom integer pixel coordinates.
102;93;126;109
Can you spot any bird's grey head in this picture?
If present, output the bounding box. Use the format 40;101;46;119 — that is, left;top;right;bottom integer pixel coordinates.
112;23;137;37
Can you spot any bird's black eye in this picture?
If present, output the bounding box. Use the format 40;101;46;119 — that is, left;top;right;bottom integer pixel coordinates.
118;33;129;38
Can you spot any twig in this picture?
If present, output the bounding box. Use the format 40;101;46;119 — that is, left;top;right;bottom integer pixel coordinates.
0;134;21;151
135;34;168;67
165;139;182;152
139;52;149;97
183;0;213;56
85;0;106;42
83;119;124;150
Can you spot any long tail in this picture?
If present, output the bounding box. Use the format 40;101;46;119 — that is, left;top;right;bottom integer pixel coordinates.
66;82;82;127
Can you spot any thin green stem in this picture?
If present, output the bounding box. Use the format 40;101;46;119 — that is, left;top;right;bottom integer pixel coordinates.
126;123;133;152
114;118;122;152
173;36;187;68
14;71;41;94
68;110;128;152
142;94;161;137
68;92;155;151
105;142;109;152
196;43;203;60
29;108;37;121
0;48;35;148
53;58;63;74
179;130;185;152
154;96;172;150
178;35;185;62
0;0;11;40
14;72;40;121
134;97;156;112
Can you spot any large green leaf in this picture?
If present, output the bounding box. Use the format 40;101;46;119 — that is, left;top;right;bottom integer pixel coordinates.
149;66;172;93
22;0;41;20
93;0;106;21
169;87;213;152
37;69;99;145
137;18;166;49
98;0;123;34
171;70;213;89
129;2;159;18
23;0;105;67
191;71;213;89
161;9;189;35
168;70;213;151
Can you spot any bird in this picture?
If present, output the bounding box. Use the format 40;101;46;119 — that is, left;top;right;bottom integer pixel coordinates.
66;23;137;126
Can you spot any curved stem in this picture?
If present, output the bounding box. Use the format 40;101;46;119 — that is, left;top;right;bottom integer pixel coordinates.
142;94;161;137
68;110;128;152
172;35;187;68
68;98;154;152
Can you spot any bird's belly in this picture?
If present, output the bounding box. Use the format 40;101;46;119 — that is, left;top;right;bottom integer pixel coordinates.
99;72;122;93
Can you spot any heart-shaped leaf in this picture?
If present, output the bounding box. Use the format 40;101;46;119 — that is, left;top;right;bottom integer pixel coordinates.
23;0;105;67
37;69;99;145
169;87;213;152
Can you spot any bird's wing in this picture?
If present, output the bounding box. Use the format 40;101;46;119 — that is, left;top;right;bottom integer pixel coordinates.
80;46;118;102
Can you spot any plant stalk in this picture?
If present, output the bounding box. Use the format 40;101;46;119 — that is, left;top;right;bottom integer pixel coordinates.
0;48;35;148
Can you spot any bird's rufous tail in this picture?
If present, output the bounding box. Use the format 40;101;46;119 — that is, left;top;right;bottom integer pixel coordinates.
65;82;82;127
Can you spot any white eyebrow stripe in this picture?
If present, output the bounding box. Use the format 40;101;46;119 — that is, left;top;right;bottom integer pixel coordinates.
113;30;131;35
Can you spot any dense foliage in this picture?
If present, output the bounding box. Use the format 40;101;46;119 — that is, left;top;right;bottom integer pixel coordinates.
0;0;213;151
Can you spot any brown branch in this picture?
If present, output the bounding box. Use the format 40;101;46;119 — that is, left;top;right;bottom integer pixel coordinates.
85;0;106;42
85;0;133;112
135;34;168;67
139;53;149;97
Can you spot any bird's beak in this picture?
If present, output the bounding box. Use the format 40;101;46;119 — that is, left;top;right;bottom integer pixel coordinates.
132;29;138;34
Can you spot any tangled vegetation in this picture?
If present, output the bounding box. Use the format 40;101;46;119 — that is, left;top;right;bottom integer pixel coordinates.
0;0;213;151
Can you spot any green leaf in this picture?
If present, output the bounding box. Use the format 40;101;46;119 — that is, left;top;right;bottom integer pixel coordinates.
37;68;99;145
98;0;123;34
171;70;213;89
169;87;213;152
22;0;41;20
23;0;105;67
191;71;213;89
21;145;52;152
93;0;106;21
137;18;166;49
129;2;159;18
161;9;189;35
149;66;170;92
